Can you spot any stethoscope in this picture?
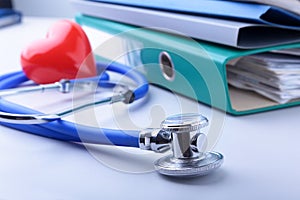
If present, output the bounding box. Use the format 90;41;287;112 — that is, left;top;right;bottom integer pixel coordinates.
0;61;224;177
0;46;223;178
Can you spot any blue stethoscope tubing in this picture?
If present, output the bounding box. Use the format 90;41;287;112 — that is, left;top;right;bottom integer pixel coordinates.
0;61;149;148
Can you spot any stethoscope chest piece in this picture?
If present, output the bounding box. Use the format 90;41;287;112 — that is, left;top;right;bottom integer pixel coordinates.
153;113;224;177
154;151;223;177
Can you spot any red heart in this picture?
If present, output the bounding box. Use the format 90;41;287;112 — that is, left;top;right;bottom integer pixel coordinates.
21;20;96;84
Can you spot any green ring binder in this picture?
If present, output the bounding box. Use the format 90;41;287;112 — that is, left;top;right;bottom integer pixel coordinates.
75;14;300;115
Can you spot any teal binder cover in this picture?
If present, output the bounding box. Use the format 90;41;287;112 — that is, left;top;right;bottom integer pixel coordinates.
75;14;300;115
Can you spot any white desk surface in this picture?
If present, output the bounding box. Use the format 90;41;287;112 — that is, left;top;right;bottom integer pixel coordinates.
0;17;300;200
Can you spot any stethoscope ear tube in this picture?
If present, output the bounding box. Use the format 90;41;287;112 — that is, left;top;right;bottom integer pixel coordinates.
0;62;149;147
0;90;140;147
0;71;29;88
0;62;149;126
98;61;149;101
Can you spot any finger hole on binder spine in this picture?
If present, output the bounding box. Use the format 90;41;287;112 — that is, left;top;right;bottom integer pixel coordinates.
159;51;175;81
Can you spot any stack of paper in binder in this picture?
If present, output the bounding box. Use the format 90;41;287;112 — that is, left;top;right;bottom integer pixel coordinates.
71;0;300;115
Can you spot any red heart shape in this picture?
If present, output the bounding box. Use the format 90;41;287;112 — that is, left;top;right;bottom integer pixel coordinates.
21;20;96;84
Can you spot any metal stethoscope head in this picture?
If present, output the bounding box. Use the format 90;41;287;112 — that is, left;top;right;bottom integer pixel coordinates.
140;113;223;177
